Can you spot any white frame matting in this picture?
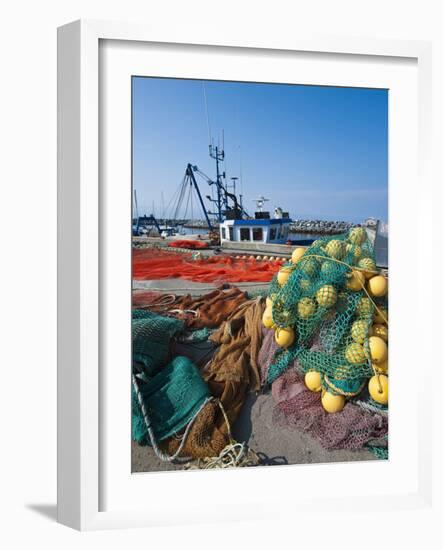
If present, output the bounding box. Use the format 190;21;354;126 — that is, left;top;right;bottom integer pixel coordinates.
57;19;434;531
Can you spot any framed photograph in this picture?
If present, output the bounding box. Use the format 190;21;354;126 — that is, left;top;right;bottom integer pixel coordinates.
57;19;434;530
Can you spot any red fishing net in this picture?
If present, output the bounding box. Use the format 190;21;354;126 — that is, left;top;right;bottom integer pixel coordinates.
133;248;283;283
258;328;388;450
168;240;208;249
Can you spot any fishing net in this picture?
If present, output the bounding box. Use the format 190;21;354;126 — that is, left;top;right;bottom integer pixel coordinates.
204;298;266;425
266;228;388;393
132;248;283;283
132;310;184;376
132;355;211;445
272;366;388;450
257;328;388;450
133;288;249;329
168;240;208;249
161;399;230;458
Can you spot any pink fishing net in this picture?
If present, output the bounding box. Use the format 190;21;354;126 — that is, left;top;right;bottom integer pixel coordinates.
258;328;388;451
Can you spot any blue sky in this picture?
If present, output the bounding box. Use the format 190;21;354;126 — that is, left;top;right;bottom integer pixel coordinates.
132;77;388;224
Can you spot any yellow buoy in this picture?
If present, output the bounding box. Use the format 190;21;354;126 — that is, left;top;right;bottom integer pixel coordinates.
356;296;372;318
291;247;305;264
262;308;274;329
299;279;311;292
348;226;367;245
305;371;322;392
321;391;345;413
373;307;388;324
299;257;318;277
345;342;366;364
325;239;346;260
316;285;337;307
368;374;388;405
346;243;363;259
369;336;388;364
277;267;292;286
358;257;377;279
367;275;388;297
372;323;388;342
275;326;296;348
351;319;372;344
375;359;388;374
297;297;316;319
346;270;365;291
266;296;273;308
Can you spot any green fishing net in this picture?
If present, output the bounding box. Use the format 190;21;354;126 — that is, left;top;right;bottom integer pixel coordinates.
132;355;211;445
132;310;184;376
266;227;388;393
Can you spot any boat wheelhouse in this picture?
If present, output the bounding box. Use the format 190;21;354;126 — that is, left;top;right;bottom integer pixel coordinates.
220;203;292;245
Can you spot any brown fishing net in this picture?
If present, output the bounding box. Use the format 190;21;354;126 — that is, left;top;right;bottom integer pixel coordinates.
259;328;388;450
132;287;248;329
203;298;265;425
161;400;229;459
155;297;265;459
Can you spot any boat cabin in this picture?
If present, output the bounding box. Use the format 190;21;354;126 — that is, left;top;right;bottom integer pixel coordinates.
220;208;292;245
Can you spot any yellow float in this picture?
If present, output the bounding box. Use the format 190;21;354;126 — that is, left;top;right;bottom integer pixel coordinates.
275;326;296;348
291;247;306;264
321;391;345;413
277;266;292;286
262;308;274;329
375;359;388;374
369;336;388;364
351;319;372;344
356;296;372;318
368;374;388;405
367;274;388;297
346;270;365;291
299;257;318;277
345;342;366;364
316;285;337;307
373;307;388;324
305;371;322;392
348;226;367;245
297;297;316;319
358;257;377;278
372;323;388;342
325;239;346;260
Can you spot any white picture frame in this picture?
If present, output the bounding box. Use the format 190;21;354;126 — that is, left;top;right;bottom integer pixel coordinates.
57;19;434;531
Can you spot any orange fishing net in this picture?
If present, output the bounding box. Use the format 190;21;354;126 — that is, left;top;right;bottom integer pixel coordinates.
168;240;208;249
132;248;283;283
132;288;248;329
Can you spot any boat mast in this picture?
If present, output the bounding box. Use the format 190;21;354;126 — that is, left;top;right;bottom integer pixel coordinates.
209;141;225;223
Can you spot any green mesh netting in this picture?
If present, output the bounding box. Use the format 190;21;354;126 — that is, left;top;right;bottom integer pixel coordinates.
132;355;211;445
132;310;184;376
266;228;387;393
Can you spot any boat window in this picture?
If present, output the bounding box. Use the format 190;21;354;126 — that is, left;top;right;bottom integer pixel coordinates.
221;227;226;239
240;228;250;241
270;227;277;240
252;227;263;241
228;226;234;240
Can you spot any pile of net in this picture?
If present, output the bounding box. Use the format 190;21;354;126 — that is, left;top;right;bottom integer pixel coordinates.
168;240;208;249
132;287;249;328
132;298;266;461
258;327;388;450
264;227;389;410
132;248;283;283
